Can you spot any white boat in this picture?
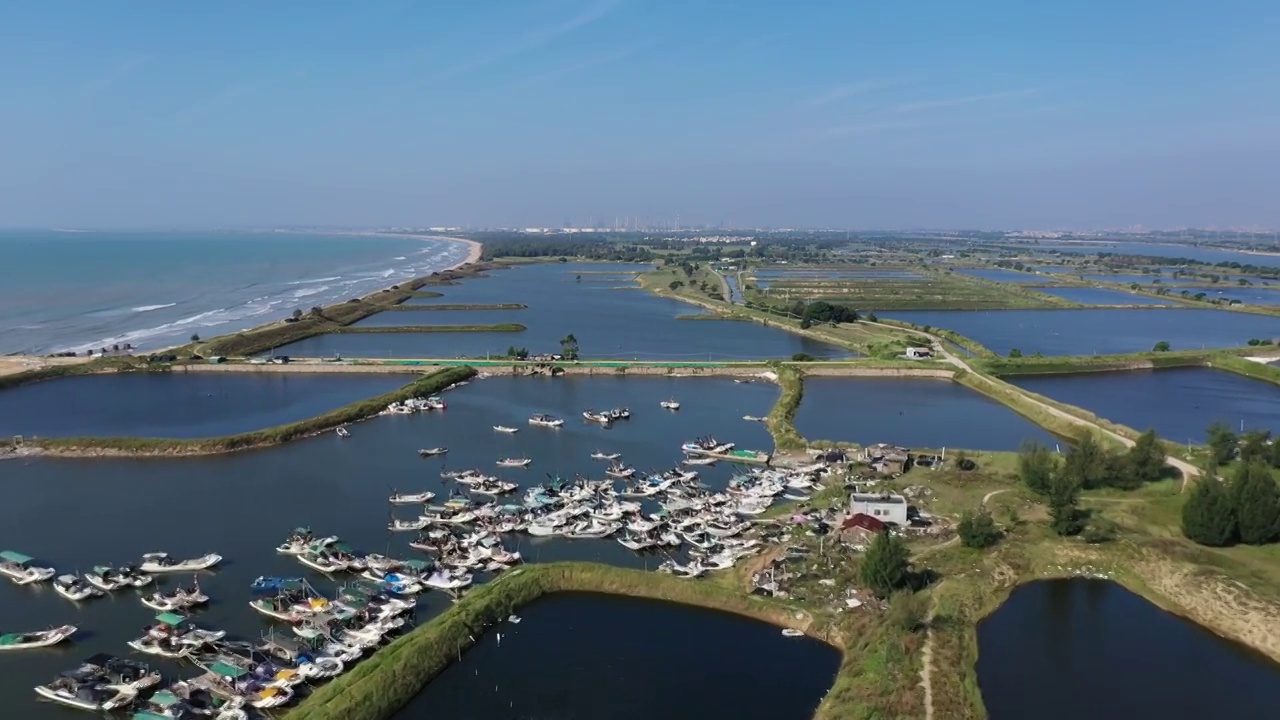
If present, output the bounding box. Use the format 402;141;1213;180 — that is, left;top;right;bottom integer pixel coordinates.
390;490;435;504
781;628;805;637
493;425;519;433
0;625;77;651
582;410;612;425
297;552;348;574
141;586;209;612
53;574;103;602
85;564;152;591
742;415;764;422
388;517;428;532
140;553;223;573
496;458;532;468
0;550;55;585
335;426;351;438
660;399;681;410
528;414;564;428
34;680;137;711
683;457;718;466
418;447;448;457
590;451;621;461
424;569;473;591
605;464;635;479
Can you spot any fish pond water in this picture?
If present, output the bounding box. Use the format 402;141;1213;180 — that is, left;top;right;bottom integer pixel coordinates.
275;262;851;360
1008;368;1280;443
1032;287;1172;306
392;592;840;720
794;377;1056;450
882;309;1279;356
0;374;785;718
1179;286;1280;306
978;579;1280;719
0;371;415;439
955;268;1059;284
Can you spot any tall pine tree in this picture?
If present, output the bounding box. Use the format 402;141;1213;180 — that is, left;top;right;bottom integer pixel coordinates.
1124;429;1166;486
1018;441;1056;495
1232;461;1280;545
859;531;912;598
1182;478;1237;547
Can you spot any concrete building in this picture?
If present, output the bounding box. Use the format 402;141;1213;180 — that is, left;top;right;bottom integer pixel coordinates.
904;347;933;359
848;492;909;526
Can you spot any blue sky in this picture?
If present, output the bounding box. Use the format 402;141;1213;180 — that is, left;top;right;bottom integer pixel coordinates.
0;0;1277;230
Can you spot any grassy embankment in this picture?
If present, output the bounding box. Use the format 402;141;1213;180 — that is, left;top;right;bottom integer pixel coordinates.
0;356;150;392
639;267;925;358
381;303;527;311
22;366;475;456
1062;274;1280;318
765;364;806;450
330;323;526;334
199;265;493;357
872;317;996;358
740;265;1076;311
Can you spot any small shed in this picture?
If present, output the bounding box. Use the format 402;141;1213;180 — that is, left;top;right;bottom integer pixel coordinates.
839;512;887;543
849;492;910;526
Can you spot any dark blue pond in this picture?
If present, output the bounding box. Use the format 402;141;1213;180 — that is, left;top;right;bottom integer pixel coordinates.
1179;287;1280;306
794;377;1056;450
978;579;1280;720
0;371;414;438
392;592;841;720
1034;287;1173;306
1008;368;1280;443
881;309;1279;356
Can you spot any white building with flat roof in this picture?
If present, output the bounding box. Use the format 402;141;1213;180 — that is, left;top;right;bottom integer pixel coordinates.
849;492;909;526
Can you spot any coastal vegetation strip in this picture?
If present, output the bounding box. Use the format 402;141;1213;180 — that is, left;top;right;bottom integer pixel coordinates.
17;366;475;456
383;303;527;311
766;365;806;451
330;323;526;334
282;562;842;720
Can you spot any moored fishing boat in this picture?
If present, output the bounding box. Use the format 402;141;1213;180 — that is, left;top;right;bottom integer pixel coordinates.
141;581;209;612
85;564;152;591
140;552;223;573
528;413;564;428
54;574;103;602
590;450;621;461
605;463;635;479
607;407;631;420
389;490;435;504
660;399;681;410
495;457;532;468
417;447;448;457
0;550;55;585
682;456;718;466
582;409;612;425
388;517;429;532
493;425;518;433
335;426;350;438
276;528;337;555
34;677;137;712
0;625;77;651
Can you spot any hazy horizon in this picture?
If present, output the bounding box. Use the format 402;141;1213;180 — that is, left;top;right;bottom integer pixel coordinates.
2;1;1277;229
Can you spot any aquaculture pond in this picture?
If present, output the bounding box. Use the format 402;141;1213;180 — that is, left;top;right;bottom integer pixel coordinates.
274;262;851;360
793;377;1056;450
881;309;1278;356
0;375;782;718
752;269;921;289
1029;241;1280;269
1080;273;1195;285
1179;286;1280;306
725;273;744;303
955;268;1059;284
0;370;414;439
1008;368;1280;443
349;308;527;327
392;592;840;720
1033;287;1173;306
977;579;1280;719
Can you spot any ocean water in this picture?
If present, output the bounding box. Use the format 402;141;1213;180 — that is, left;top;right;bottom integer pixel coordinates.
0;230;470;354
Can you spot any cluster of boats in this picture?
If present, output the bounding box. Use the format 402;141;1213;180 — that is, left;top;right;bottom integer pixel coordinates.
382;396;446;415
582;407;631;425
1;550;222;599
277;528;482;593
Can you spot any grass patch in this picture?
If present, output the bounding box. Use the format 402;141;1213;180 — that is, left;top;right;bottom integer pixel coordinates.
29;366;475;455
745;267;1075;311
766;364;805;450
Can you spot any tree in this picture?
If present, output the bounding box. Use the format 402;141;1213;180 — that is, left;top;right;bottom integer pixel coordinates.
867;312;878;322
1047;470;1085;536
1182;478;1238;547
1061;433;1117;490
1124;429;1166;486
1152;341;1171;352
887;590;929;632
668;280;683;291
958;508;1001;548
292;308;303;320
859;531;911;598
1008;348;1023;358
1018;441;1057;495
1205;421;1238;465
1239;430;1272;464
190;333;201;343
1231;461;1280;545
559;333;579;360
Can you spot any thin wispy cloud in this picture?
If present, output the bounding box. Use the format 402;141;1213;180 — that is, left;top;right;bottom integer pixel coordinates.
804;79;901;108
82;56;153;98
422;0;624;85
174;71;305;124
887;89;1038;114
513;37;663;88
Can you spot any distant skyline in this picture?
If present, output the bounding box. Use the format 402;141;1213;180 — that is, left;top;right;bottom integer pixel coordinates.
1;1;1277;230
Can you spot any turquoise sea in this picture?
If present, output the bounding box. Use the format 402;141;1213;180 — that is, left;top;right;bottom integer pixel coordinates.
0;230;469;354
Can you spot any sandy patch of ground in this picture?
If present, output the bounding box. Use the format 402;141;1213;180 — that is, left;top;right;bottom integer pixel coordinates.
0;355;91;378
